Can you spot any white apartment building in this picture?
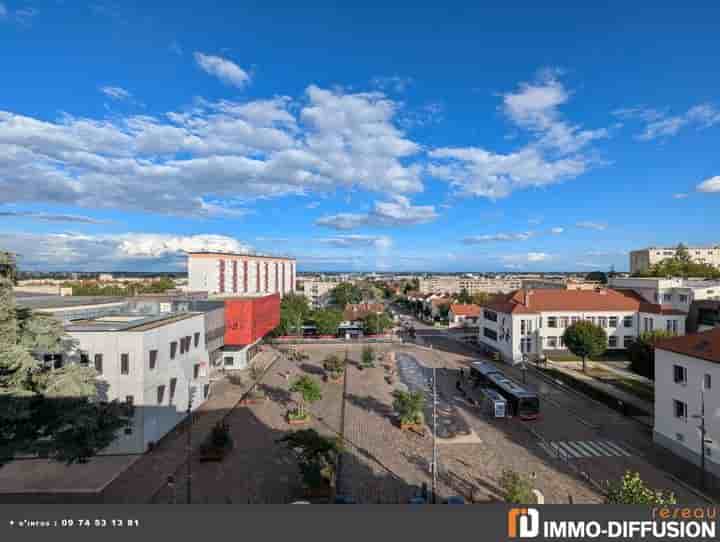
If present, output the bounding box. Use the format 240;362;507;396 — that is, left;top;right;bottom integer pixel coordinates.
65;312;211;455
630;246;720;274
419;275;522;295
188;251;295;297
298;277;340;308
477;289;686;363
653;329;720;478
610;276;720;314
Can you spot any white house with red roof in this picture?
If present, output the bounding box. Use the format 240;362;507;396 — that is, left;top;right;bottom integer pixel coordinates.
477;288;686;363
448;303;481;328
653;328;720;478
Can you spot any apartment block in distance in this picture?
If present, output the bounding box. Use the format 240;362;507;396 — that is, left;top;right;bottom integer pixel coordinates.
630;245;720;274
419;275;522;295
188;251;296;297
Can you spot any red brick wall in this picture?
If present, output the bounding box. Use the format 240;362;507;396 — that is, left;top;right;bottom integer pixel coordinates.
224;294;280;346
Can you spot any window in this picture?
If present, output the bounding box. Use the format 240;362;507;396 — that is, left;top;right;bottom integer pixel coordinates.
609;316;618;328
203;384;210;399
546;336;558;348
157;385;166;405
663;293;672;302
169;378;177;403
125;395;135;417
623;316;633;328
94;354;103;374
193;364;200;380
673;365;687;384
586;316;596;325
185;336;191;352
673;399;687;419
624;336;634;348
679;294;688;303
521;337;532;353
704;374;712;390
179;337;186;355
483;309;497;322
571;316;580;324
170;341;178;359
194;332;200;348
547;316;557;328
666;320;678;334
560;317;569;328
598;317;608;328
79;352;89;365
521;320;533;335
120;353;129;375
149;349;158;370
483;327;498;341
224;356;234;366
608;336;618;348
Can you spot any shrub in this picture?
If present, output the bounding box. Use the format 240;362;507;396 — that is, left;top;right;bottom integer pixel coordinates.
392;390;424;425
605;471;677;504
499;469;536;504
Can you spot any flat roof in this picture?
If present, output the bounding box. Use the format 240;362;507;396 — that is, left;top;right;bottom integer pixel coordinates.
187;251;295;260
66;312;199;333
16;296;126;310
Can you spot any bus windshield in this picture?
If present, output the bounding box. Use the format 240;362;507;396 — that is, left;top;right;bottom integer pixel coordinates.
518;397;540;417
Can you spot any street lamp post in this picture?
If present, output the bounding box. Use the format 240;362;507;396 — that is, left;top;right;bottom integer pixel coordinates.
692;388;714;490
186;385;194;504
521;354;528;384
431;365;438;504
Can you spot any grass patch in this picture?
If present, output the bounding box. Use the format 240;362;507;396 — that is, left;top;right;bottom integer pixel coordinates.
547;350;630;363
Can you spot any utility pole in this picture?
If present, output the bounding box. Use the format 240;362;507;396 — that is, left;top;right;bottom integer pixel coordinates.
186;385;194;504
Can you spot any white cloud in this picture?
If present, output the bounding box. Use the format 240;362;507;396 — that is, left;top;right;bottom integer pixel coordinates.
1;232;251;270
550;227;564;234
697;176;720;193
576;221;607;231
194;52;250;88
430;71;606;199
575;261;605;268
618;103;720;141
501;252;551;264
0;4;7;18
528;217;543;225
315;195;437;230
372;75;413;93
0;210;109;224
100;86;131;100
318;234;392;250
673;193;689;199
0;85;423;215
305;201;320;209
463;232;534;244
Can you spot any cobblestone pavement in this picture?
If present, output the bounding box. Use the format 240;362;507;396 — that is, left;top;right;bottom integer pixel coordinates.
101;349;279;503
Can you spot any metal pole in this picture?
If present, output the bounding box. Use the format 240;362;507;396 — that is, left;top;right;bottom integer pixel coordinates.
700;390;706;490
431;365;438;503
186;386;193;504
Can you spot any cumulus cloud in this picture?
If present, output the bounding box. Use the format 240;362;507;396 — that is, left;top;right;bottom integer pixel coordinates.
696;176;720;193
0;210;110;224
315;195;437;230
616;103;720;140
318;234;392;250
371;75;413;93
463;232;534;244
0;85;423;216
1;232;252;270
576;221;607;231
99;86;131;100
501;252;551;264
194;52;250;88
429;72;607;199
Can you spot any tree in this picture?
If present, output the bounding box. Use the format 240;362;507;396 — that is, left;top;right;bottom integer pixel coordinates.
562;321;608;372
361;345;375;368
362;312;393;335
605;471;677;504
322;354;345;378
628;330;672;380
277;293;310;336
456;288;472;304
330;282;362;308
499;469;537;504
436;304;450;322
392;390;424;425
1;257;125;465
277;429;343;489
471;292;493;306
312;309;343;335
289;375;322;419
585;271;608;284
638;244;720;279
675;243;691;264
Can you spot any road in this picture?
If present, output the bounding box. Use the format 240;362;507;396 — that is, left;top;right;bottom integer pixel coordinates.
394;308;713;503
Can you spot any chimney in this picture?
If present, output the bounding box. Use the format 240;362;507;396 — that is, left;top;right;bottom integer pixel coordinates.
524;289;533;307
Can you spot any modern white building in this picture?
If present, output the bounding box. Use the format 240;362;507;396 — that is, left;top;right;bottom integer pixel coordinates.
630;246;720;274
477;288;686;363
653;328;720;478
419;275;522;295
65;312;211;454
448;303;481;328
609;276;720;314
187;251;296;298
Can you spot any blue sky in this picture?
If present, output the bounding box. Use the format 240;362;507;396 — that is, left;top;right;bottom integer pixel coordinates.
1;2;719;272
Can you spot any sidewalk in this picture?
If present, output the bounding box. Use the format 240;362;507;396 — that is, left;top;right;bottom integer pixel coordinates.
100;349;280;503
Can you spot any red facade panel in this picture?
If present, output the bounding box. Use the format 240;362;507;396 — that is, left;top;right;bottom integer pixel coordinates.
224;294;280;346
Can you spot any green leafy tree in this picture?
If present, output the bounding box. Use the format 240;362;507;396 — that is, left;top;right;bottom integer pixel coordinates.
277;429;343;489
289;375;322;419
322;354;345;378
628;330;672;380
362;312;393;335
675;243;691;264
456;288;472;304
499;469;537;504
471;292;493;306
585;271;608;284
1;256;125;465
330;282;362;309
638;244;720;279
605;471;677;504
277;293;310;336
392;390;425;425
361;345;375;368
562;321;608;373
312;309;343;335
437;304;450;322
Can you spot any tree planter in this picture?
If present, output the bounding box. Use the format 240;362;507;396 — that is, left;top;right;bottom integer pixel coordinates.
287;412;310;425
399;422;426;434
325;373;343;383
240;395;267;406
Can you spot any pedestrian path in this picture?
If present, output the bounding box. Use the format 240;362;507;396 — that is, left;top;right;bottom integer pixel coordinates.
539;439;633;460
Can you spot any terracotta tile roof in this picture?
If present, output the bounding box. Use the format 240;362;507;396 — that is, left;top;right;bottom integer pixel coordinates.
450;303;481;317
480;288;683;315
656;328;720;365
343;303;384;321
431;297;451;307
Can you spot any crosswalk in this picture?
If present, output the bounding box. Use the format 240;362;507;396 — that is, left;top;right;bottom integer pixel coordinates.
539;439;633;460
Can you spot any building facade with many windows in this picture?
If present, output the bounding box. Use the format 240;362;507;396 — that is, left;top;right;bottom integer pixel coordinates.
477;289;686;363
418;275;522;295
653;329;720;478
188;251;296;298
630;246;720;274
